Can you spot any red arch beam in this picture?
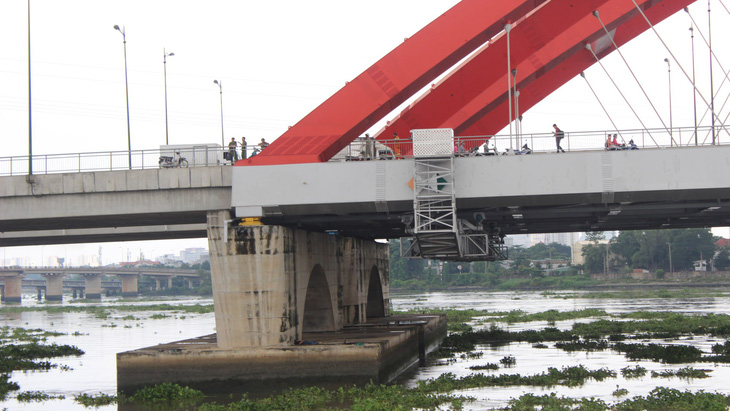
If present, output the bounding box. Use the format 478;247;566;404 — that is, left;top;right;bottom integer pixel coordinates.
242;0;547;166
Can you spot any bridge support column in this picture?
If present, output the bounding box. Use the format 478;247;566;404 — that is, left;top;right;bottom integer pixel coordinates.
82;274;102;299
207;210;390;349
41;273;65;301
117;274;139;297
0;271;24;303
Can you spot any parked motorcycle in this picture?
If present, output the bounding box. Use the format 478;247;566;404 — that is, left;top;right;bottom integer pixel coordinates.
159;151;189;168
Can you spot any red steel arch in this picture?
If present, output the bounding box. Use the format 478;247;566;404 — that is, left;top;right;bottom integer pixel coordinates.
241;0;694;166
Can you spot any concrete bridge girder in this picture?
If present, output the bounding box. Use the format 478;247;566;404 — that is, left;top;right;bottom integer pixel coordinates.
207;211;389;349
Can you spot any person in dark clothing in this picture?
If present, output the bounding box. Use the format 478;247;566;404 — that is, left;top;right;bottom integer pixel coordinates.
552;124;565;153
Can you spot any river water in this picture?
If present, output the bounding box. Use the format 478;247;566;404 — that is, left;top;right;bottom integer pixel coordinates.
1;290;730;410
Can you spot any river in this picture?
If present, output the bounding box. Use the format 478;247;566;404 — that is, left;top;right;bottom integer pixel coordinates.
2;290;730;410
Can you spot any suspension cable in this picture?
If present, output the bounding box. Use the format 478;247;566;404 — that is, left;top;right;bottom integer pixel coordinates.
592;11;671;138
630;0;729;143
684;5;730;143
684;8;730;144
585;43;659;146
579;72;624;142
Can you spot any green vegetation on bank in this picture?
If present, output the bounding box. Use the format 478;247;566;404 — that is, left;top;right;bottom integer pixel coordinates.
0;302;214;319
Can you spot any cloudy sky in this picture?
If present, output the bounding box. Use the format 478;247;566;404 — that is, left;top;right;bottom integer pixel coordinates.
1;0;729;264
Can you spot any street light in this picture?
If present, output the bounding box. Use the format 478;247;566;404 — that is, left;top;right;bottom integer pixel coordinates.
113;24;132;169
163;48;174;146
213;80;224;148
664;58;672;145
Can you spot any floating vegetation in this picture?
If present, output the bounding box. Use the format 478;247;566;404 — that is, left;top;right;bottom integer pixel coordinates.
74;392;117;407
0;326;65;343
125;381;205;405
554;339;610;352
468;363;499;371
613;343;704;364
505;387;730;410
651;366;712;379
196;384;469;411
501;308;608;324
499;355;516;367
16;390;65;402
620;365;648;379
0;303;214;319
418;366;616;392
612;386;629;397
0;374;20;400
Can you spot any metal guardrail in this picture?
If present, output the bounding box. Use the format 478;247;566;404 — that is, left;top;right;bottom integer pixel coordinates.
0;145;227;177
332;125;729;161
1;126;728;176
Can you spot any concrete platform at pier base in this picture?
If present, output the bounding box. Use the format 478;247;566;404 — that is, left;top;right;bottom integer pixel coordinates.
116;314;446;394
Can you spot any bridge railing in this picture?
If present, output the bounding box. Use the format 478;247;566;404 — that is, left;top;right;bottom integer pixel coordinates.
332;125;729;160
0;145;226;177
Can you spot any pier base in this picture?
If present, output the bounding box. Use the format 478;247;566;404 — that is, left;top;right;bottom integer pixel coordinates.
117;313;446;393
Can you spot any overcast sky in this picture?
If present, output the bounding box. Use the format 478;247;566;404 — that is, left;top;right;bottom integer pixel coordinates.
2;0;729;264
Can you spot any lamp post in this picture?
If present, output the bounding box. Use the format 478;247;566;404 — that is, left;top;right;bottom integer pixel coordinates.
690;24;698;146
664;58;672;145
28;0;33;175
213;80;224;148
113;25;132;169
163;48;174;146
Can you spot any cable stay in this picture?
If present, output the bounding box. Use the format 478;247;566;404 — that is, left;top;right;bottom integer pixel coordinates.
592;11;672;143
585;43;660;146
631;0;729;144
579;72;625;142
685;6;730;145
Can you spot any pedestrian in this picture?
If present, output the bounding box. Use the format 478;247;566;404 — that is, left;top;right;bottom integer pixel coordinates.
364;133;373;160
259;138;269;150
241;137;247;159
228;137;238;162
393;132;402;159
552;124;565;153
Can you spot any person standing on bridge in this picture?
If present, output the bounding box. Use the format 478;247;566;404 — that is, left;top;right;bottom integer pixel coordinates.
393;132;403;159
259;138;269;151
241;137;248;159
552;124;565;153
364;133;373;160
228;137;239;162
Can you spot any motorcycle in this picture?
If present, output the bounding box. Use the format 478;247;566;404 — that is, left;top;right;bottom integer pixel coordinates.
503;143;532;155
159;151;189;168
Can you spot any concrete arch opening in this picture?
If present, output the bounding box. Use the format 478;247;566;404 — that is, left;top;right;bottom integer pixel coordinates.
302;264;336;332
366;266;385;318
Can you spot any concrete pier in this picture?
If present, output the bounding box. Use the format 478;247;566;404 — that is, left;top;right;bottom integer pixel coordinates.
117;273;139;297
82;273;102;299
42;273;65;301
0;270;23;303
116;212;440;392
207;211;389;348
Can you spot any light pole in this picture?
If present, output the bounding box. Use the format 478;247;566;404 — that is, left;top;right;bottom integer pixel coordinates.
113;25;132;169
28;0;33;175
213;80;224;148
690;23;698;146
163;48;174;146
664;58;672;145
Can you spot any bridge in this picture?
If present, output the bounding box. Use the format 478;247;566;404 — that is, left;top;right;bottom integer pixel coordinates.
2;0;728;388
0;267;204;302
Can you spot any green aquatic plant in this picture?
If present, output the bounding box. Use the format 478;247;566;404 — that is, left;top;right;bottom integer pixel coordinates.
620;365;648;379
468;363;499;371
418;366;616;392
651;366;711;379
555;339;610;352
125;382;205;404
16;390;65;402
74;392;117;407
0;373;20;400
613;343;703;364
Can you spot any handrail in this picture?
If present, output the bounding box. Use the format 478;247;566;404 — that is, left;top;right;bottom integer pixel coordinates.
1;125;727;175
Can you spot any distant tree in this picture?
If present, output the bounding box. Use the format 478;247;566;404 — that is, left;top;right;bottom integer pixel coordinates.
582;231;607;274
715;248;730;271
